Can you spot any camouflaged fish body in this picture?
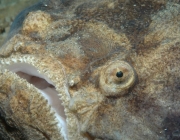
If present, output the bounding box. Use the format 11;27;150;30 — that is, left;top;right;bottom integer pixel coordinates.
0;0;180;140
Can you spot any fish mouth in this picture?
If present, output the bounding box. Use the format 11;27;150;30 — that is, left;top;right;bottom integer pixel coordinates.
6;62;68;140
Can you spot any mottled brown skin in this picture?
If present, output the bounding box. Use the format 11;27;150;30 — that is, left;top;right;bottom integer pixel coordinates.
0;0;180;140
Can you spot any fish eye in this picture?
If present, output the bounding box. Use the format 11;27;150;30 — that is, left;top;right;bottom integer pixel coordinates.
99;61;136;96
116;71;123;78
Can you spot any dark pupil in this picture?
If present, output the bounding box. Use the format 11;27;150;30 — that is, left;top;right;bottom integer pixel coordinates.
116;71;123;78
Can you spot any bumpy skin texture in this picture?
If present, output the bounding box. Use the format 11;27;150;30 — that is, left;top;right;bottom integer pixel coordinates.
0;0;180;140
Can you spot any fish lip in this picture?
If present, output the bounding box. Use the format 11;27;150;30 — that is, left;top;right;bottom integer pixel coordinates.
1;60;69;139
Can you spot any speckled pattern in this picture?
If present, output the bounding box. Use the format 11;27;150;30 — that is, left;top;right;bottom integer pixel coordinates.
0;0;180;140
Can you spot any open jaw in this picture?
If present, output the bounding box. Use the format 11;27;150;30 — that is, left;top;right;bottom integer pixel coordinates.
7;63;68;140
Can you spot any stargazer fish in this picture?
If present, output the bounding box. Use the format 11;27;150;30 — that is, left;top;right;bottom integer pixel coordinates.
0;0;180;140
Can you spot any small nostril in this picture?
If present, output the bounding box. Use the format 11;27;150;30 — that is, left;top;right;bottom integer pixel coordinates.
116;71;123;78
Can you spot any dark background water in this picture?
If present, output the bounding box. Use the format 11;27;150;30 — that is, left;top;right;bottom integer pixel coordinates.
0;0;39;46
